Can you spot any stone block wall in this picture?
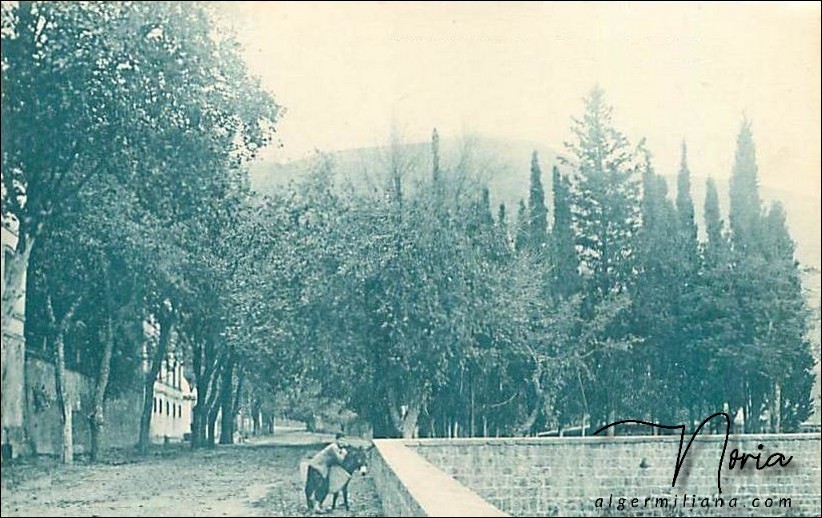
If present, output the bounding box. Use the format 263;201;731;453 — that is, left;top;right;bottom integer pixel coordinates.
408;435;821;517
370;439;508;517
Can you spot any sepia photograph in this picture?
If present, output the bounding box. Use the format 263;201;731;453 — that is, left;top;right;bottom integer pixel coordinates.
1;1;820;516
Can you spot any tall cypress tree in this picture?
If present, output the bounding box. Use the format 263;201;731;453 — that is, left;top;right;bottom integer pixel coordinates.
497;203;506;228
634;153;683;422
704;178;726;256
694;176;736;422
528;151;549;253
479;187;493;227
551;165;578;297
515;198;528;253
729;119;762;252
753;202;815;431
676;141;698;246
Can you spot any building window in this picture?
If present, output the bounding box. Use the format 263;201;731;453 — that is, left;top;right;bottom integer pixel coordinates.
153;397;157;414
165;401;169;416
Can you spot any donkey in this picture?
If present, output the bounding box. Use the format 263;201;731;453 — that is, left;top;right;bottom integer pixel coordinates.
327;445;372;512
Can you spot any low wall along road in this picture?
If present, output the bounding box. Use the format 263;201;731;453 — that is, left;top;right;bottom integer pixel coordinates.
370;434;821;517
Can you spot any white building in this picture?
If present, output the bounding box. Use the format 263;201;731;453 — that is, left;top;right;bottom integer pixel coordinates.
151;354;194;441
142;319;195;442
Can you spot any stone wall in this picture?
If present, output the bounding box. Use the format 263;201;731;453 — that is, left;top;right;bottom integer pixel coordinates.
407;435;821;517
371;439;508;517
25;356;142;456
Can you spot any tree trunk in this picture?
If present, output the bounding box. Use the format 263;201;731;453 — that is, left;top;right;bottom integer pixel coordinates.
773;383;782;434
206;399;220;448
138;308;174;455
1;233;34;332
469;380;475;438
219;355;235;444
53;332;73;464
516;363;543;437
204;355;224;448
251;397;262;436
89;263;115;462
89;311;114;462
607;407;616;437
387;388;422;439
191;399;206;448
46;292;82;465
191;332;225;448
232;368;244;437
401;403;420;439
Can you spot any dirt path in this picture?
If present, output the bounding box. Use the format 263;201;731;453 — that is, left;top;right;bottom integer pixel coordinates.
0;432;383;517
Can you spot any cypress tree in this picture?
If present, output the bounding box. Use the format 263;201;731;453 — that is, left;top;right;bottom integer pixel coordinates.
729;119;762;252
676;141;698;245
528;151;549;252
515;199;528;253
497;202;506;228
551;165;578;297
704;178;726;255
754;201;815;431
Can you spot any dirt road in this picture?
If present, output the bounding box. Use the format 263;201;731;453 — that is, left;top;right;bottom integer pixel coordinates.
0;432;383;517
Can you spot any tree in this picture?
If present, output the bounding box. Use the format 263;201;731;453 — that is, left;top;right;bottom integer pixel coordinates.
758;202;815;430
527;151;549;254
515;199;528;253
1;0;278;347
562;86;642;430
2;2;279;461
729;119;762;253
551;165;578;298
632;152;687;423
676;141;698;253
704;178;727;258
564;86;641;302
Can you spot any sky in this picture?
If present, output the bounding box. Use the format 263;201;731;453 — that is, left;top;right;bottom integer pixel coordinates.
216;2;821;198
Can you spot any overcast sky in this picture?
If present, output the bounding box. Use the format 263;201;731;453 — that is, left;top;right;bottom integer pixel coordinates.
217;2;820;198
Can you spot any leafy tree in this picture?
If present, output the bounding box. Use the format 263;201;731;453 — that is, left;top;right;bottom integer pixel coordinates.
3;1;278;461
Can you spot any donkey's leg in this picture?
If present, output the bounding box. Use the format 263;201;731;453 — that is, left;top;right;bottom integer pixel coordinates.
305;471;316;511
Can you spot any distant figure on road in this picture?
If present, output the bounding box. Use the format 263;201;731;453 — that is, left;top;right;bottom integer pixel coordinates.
304;432;348;512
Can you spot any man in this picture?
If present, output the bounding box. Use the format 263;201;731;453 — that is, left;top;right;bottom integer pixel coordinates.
305;432;348;512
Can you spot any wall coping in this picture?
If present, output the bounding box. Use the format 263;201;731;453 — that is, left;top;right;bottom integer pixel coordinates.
404;432;821;447
373;439;509;517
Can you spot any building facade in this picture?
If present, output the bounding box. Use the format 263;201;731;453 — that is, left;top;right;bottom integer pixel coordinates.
150;354;195;441
1;224;27;458
141;319;195;442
